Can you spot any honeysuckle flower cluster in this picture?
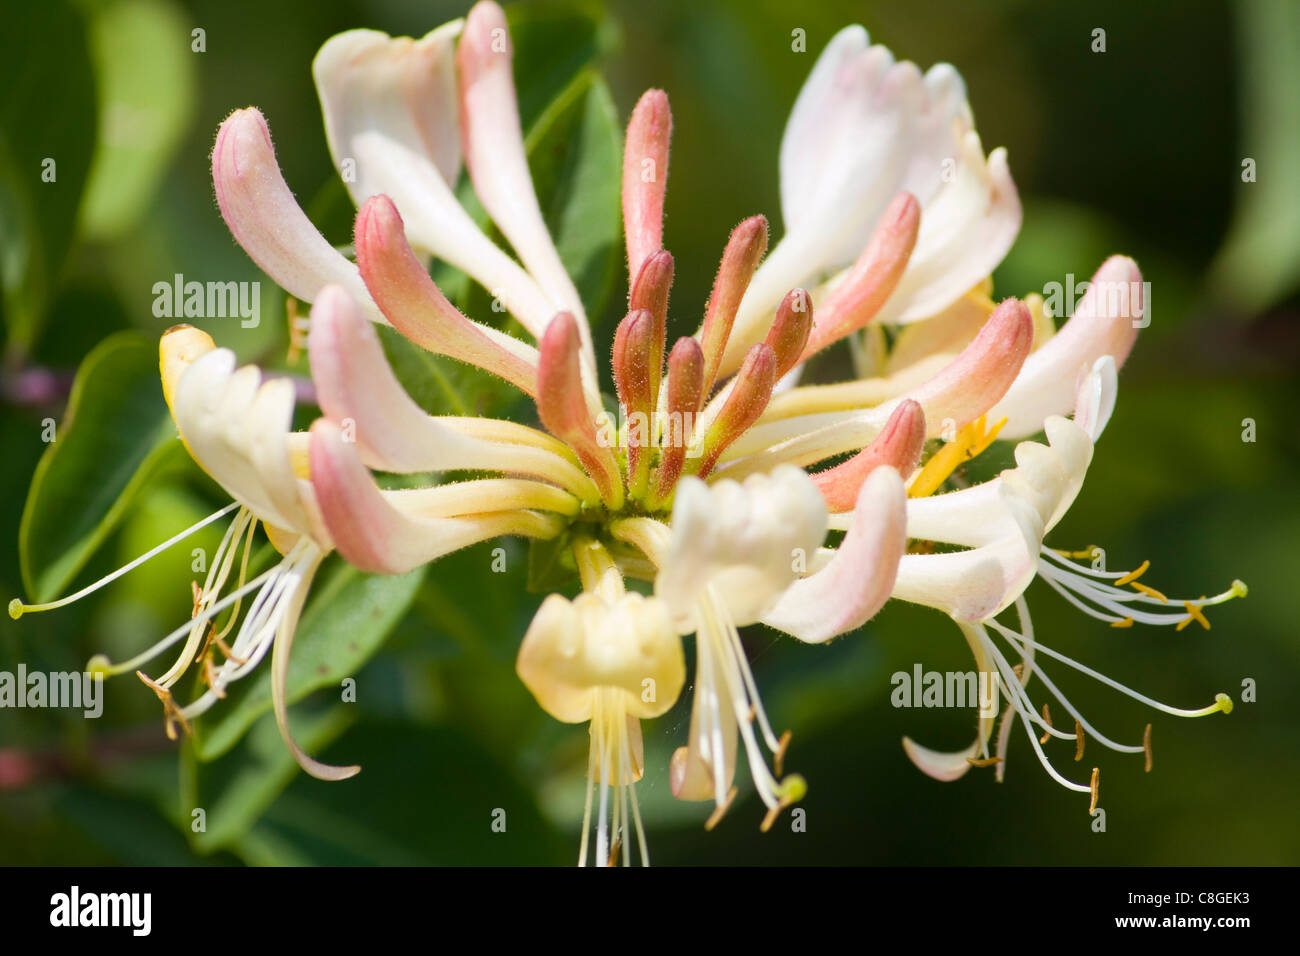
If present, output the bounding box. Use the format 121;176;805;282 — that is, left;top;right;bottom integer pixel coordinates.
11;4;1245;865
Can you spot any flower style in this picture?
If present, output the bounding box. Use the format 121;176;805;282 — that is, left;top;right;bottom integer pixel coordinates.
10;5;1246;865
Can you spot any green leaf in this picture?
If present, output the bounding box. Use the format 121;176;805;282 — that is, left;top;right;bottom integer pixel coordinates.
508;0;620;129
527;71;623;325
192;558;426;761
0;0;97;356
183;703;356;854
1208;0;1300;313
18;331;182;603
80;0;197;239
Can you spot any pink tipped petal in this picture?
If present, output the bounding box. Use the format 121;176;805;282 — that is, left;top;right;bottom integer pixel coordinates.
800;193;919;359
458;2;585;327
901;736;980;782
717;298;1031;474
212;108;380;321
699;216;769;395
990;256;1143;438
537;313;624;508
622;89;672;277
308;285;595;499
812;399;925;511
313;24;555;336
354;196;539;395
308;419;561;574
762;466;906;643
876;138;1022;324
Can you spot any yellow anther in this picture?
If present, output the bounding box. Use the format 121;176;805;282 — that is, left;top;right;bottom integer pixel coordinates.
704;787;738;831
606;838;621;868
136;670;192;741
1053;546;1102;560
1110;617;1134;628
1074;720;1085;762
760;775;808;832
1113;560;1150;588
1182;599;1211;631
1088;767;1100;814
970;416;1008;458
1143;723;1153;773
966;756;1003;768
907;429;973;498
1131;582;1168;604
774;729;792;778
1039;703;1053;744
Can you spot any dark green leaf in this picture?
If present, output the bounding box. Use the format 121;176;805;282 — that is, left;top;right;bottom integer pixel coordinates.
18;332;182;603
0;0;97;356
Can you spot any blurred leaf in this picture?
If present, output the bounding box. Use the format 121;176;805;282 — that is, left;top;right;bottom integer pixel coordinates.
1208;0;1300;313
193;559;425;761
508;0;619;129
183;704;355;853
80;0;196;239
527;71;623;323
228;721;567;865
378;323;522;419
18;332;182;602
0;0;97;356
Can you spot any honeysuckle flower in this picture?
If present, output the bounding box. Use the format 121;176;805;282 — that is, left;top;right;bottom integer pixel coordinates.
12;325;361;779
719;24;1022;379
12;3;1245;868
862;356;1246;804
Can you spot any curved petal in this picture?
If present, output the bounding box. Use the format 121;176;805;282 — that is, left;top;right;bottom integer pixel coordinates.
891;483;1044;622
901;736;980;782
307;419;564;574
656;465;827;629
312;22;555;335
457;1;586;329
353;196;539;395
718;298;1032;474
165;332;323;541
269;551;360;780
762;466;906;643
990;256;1142;438
811;398;925;511
212;108;380;322
875;137;1022;324
307;285;597;501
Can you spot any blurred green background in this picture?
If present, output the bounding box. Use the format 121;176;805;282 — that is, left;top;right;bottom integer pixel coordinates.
1;0;1297;865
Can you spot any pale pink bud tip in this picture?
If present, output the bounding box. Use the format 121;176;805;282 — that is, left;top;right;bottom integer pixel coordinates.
538;313;622;507
802;192;919;360
700;215;770;395
812;399;926;512
623;89;673;278
764;289;814;378
694;343;777;478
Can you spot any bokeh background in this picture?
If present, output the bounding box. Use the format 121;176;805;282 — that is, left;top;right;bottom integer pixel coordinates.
1;0;1297;865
